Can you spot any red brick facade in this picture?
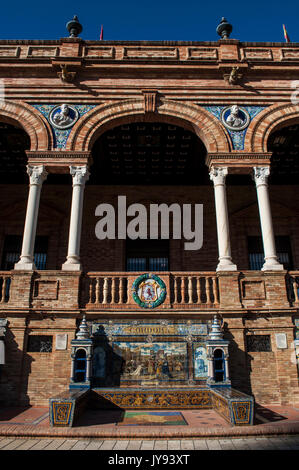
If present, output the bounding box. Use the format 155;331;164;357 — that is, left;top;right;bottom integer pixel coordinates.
0;37;299;407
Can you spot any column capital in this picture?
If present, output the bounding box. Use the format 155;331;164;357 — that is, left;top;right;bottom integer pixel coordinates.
209;166;228;186
252;166;270;187
70;165;90;186
27;165;48;185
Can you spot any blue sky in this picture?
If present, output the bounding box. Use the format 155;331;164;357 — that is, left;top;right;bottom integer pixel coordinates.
0;0;297;42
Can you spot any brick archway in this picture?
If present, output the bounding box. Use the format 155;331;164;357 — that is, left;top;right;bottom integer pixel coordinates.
66;98;231;153
0;100;52;151
244;103;299;152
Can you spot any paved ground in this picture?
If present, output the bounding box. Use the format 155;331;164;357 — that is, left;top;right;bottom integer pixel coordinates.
0;435;299;450
1;404;299;439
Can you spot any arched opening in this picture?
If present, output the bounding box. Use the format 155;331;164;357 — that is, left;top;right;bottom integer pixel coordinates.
268;122;299;185
264;122;299;269
227;121;299;272
0;120;71;272
79;119;213;272
0;122;30;185
74;349;87;383
89;121;208;185
0;122;43;276
213;349;225;383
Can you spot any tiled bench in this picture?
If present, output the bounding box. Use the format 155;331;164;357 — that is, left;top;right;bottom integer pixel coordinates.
49;388;90;427
210;387;254;426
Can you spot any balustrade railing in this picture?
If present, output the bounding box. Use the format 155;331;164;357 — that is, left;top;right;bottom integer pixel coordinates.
86;272;219;308
0;272;11;303
1;269;297;310
171;273;219;306
88;274;130;305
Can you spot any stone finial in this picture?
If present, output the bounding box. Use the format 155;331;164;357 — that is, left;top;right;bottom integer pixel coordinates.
209;315;223;340
66;15;83;38
216;17;233;39
76;315;90;339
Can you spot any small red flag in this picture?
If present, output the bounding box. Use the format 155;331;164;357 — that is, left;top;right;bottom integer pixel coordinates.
283;24;290;43
100;25;104;40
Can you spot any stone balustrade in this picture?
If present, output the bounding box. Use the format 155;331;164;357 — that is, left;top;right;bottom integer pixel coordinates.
0;269;296;312
86;272;219;308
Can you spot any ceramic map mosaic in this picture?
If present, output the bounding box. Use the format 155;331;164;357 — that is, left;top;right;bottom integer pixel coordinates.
117;411;187;426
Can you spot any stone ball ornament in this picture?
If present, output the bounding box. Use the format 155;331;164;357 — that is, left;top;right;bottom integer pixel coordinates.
216;17;233;39
221;105;250;131
132;273;167;308
49;104;79;130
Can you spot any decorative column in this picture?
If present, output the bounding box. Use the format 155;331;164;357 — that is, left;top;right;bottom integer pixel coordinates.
206;315;231;388
62;165;90;271
253;167;283;271
14;165;48;270
210;167;237;271
70;315;93;389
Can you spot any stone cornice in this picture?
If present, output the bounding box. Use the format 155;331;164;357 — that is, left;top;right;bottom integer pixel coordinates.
206;152;272;171
26;151;91;159
26;151;92;171
207;152;272;159
0;40;299;67
0;39;298;47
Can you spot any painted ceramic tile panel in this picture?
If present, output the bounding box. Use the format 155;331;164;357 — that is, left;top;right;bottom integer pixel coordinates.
92;321;208;337
113;342;188;382
193;343;208;379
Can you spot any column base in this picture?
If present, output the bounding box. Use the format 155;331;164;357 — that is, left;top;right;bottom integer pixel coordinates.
216;262;237;272
262;257;284;271
261;263;284;271
216;256;237;272
62;255;82;271
14;259;36;271
62;262;82;271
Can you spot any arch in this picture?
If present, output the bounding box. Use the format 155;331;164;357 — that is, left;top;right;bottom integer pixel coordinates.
66;98;231;153
213;348;225;382
74;348;87;383
244;103;299;153
0;100;52;151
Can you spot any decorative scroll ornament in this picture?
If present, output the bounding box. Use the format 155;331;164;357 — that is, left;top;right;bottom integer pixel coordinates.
70;165;90;185
209;166;228;185
27;165;48;185
49;104;79;130
221;105;250;131
132;273;166;309
252;166;270;186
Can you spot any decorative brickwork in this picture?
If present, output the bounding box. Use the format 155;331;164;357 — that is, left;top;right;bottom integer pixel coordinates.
0;36;299;410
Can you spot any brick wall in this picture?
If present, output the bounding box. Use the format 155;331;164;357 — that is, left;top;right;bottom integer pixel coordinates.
0;316;77;406
0;312;298;406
